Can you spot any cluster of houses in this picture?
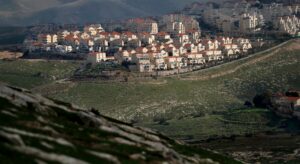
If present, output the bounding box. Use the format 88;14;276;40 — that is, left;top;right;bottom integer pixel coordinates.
276;15;300;35
24;14;254;73
271;90;300;120
111;36;252;72
185;1;300;35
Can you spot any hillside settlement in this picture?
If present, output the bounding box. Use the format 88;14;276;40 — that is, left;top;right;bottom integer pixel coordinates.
23;1;300;74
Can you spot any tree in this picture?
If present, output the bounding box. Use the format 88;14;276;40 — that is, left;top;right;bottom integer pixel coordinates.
285;91;300;97
253;92;272;108
244;101;253;108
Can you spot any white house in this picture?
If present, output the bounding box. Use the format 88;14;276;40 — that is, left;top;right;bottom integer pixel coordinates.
87;52;107;65
132;54;154;72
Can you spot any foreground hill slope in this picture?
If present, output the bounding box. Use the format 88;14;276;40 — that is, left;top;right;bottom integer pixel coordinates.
0;85;238;163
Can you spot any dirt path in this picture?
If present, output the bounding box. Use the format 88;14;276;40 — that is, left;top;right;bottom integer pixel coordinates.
180;39;297;81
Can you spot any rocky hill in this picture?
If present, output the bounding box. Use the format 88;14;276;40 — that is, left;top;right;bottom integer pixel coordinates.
0;84;239;164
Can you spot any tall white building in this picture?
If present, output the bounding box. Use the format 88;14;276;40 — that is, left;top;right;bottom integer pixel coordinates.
125;19;159;34
276;15;300;35
167;22;186;35
38;34;58;44
239;13;262;33
162;14;200;32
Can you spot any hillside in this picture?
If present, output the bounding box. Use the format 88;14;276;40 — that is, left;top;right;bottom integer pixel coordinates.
43;39;300;140
0;84;239;163
0;27;27;46
0;39;299;142
0;38;299;164
0;60;80;89
0;0;200;26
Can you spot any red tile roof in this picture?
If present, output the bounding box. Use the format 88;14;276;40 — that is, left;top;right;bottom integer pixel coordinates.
123;31;134;36
139;32;150;36
156;32;169;36
99;32;109;36
286;97;300;102
110;32;120;36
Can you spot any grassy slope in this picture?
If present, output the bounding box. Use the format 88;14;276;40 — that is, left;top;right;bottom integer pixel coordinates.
48;39;300;140
0;40;299;141
0;60;81;89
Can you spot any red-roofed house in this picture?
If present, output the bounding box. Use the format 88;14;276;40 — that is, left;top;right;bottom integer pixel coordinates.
272;90;300;119
203;39;220;50
131;54;154;72
136;47;148;54
156;32;171;40
154;57;167;70
99;32;110;39
185;53;205;65
110;39;125;48
87;52;107;64
184;43;197;53
139;32;156;45
187;30;201;41
165;46;180;57
222;44;240;56
196;43;205;52
122;32;137;41
38;34;58;44
114;50;132;63
174;33;189;45
217;37;233;45
164;56;185;69
109;32;121;41
84;24;105;36
127;39;142;48
234;38;252;52
81;32;90;40
204;50;223;61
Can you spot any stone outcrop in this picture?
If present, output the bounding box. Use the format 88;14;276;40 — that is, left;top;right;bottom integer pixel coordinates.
0;84;237;164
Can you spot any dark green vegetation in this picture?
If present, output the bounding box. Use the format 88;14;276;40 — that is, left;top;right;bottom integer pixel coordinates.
0;60;81;89
0;85;239;164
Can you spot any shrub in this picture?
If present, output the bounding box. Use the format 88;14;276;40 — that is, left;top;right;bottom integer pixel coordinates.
253;92;272;108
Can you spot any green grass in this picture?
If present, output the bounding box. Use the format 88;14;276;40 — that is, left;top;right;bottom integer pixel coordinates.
0;60;81;89
48;39;300;140
140;108;283;140
1;39;300;141
78;62;128;76
50;45;300;122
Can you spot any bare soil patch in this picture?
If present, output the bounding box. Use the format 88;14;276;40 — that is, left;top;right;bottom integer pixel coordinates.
0;51;23;59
